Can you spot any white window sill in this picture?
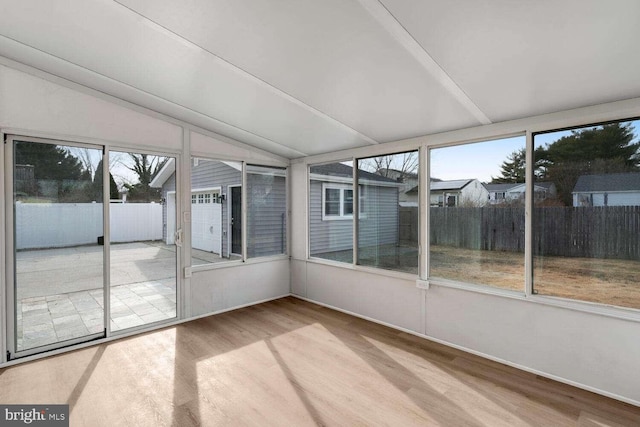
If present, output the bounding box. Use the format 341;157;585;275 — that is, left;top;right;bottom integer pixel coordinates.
428;277;640;323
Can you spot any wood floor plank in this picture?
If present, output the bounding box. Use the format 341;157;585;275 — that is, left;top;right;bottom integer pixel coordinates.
0;296;638;426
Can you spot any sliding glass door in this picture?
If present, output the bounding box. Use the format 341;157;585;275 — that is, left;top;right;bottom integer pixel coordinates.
5;138;180;359
7;137;106;358
108;151;177;331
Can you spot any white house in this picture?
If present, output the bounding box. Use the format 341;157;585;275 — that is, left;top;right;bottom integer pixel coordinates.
485;182;557;205
405;179;489;207
573;172;640;206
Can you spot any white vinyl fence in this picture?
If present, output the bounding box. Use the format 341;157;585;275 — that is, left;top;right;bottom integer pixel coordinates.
16;202;163;250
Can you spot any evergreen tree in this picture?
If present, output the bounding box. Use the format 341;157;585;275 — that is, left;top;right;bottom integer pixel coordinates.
492;148;526;183
535;122;639;205
14;141;90;201
91;159;120;202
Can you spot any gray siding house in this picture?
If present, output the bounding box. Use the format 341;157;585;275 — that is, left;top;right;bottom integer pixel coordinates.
151;159;286;259
309;163;401;257
573;172;640;206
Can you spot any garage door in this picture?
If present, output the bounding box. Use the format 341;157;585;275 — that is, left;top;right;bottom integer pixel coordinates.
191;192;222;254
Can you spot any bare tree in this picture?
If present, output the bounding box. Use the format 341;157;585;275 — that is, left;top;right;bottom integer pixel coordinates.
122;153;168;202
360;152;418;178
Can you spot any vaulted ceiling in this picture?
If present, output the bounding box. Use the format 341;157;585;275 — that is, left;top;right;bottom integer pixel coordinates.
2;1;639;158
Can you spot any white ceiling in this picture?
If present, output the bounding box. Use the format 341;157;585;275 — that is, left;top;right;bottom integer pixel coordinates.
1;0;639;158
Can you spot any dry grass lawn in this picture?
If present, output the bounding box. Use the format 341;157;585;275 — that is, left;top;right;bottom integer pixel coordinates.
431;245;640;310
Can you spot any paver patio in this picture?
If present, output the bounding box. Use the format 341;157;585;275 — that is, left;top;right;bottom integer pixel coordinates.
14;242;178;352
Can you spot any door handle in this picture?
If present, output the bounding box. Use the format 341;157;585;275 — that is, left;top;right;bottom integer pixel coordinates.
175;228;183;247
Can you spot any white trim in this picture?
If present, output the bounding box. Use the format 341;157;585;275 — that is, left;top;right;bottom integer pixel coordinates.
321;183;353;220
241;164;247;261
310;173;402;188
103;148;111;339
228;184;242;257
150;157;175;188
0;131;6;364
302;257;418;282
182;127;192;318
290;295;640;408
525;130;534;297
192;187;222;193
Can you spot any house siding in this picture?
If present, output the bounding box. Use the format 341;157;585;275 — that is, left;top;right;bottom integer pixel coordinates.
309;180;399;255
247;173;287;257
574;191;640;207
309;180;353;255
162;161;241;257
358;184;399;250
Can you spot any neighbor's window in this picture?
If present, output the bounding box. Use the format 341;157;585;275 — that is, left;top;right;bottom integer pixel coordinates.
356;151;418;274
322;184;353;219
189;157;242;266
309;161;354;263
429;136;526;291
246;165;287;258
533;119;640;310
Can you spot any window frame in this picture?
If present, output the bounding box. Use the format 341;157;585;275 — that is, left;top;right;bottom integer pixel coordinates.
321;183;368;220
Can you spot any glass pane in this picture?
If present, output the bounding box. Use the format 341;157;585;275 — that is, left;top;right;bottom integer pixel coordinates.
430;137;526;291
325;188;341;216
247;165;287;258
533;119;640;309
14;141;104;352
309;161;353;263
357;151;418;274
109;152;176;331
189;158;242;266
343;189;354;215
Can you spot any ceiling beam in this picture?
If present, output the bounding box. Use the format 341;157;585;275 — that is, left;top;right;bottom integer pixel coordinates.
358;0;492;126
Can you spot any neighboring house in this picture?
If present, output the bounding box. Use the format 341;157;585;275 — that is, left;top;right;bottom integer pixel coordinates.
152;158;286;258
405;179;489;207
485;182;556;205
151;158;241;259
572;172;640;207
309;163;402;256
376;168;419;204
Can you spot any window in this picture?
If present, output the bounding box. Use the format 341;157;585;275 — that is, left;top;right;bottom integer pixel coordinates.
189;157;242;266
309;161;354;263
430;136;526;291
533;118;640;310
246;165;287;258
357;151;418;274
322;185;354;219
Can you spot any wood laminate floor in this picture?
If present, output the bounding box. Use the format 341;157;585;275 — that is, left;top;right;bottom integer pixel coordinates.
0;297;638;426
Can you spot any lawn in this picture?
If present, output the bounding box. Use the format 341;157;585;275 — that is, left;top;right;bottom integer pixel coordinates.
313;244;640;310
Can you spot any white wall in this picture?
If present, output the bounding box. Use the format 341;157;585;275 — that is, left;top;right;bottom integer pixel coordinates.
0;64;183;149
191;259;290;317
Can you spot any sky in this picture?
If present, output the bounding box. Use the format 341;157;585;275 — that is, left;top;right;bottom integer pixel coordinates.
66;147;168;188
430;136;525;182
430;119;640;183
